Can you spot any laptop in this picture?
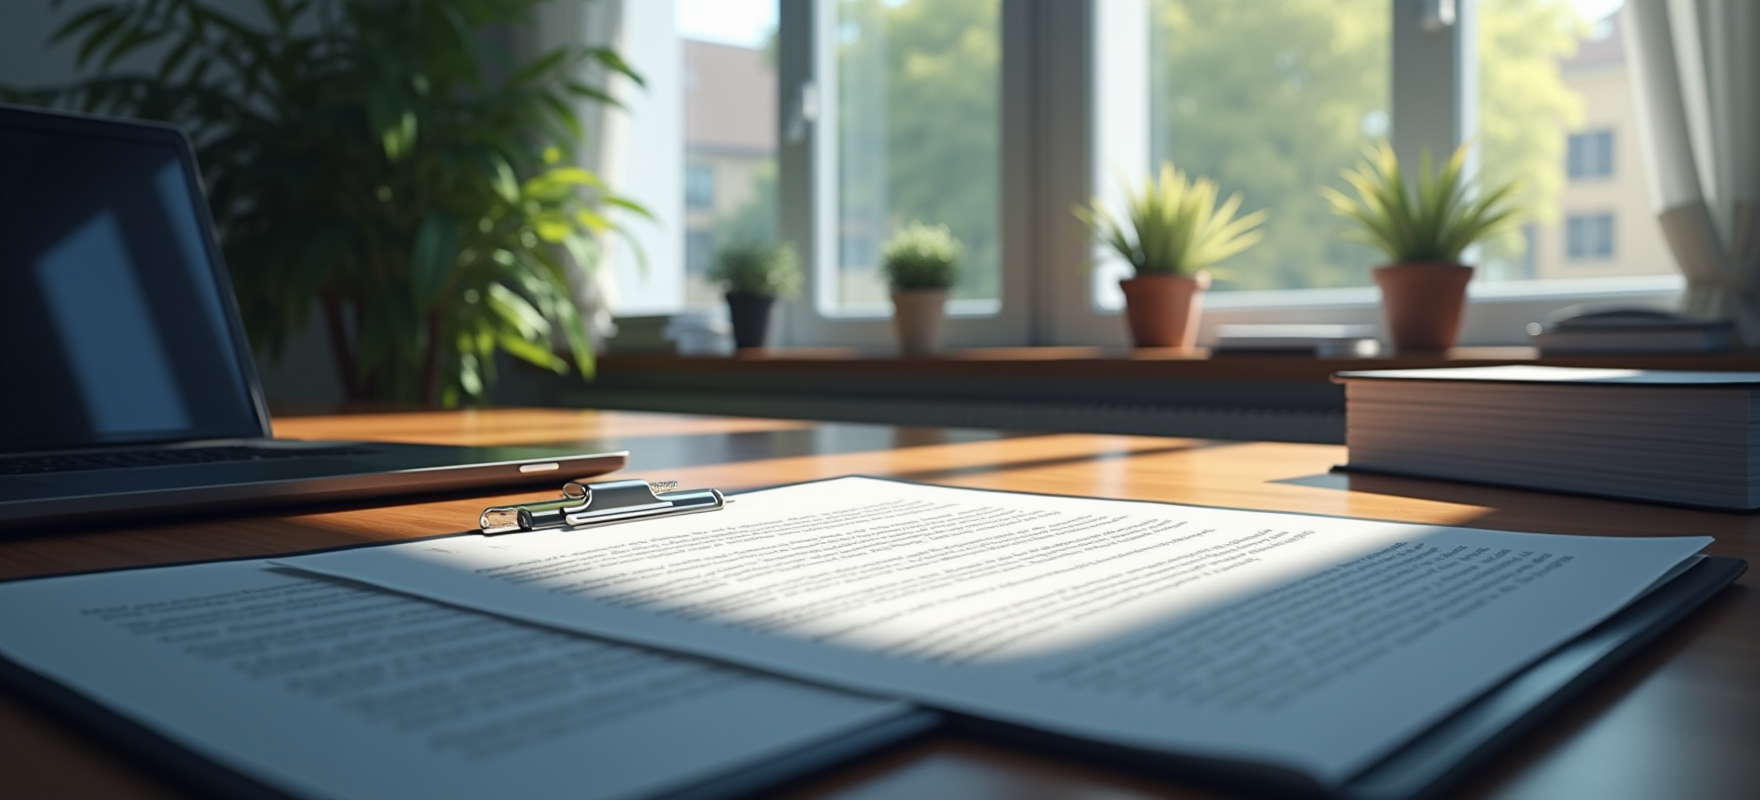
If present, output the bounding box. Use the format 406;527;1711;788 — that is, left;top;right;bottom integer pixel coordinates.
0;105;626;530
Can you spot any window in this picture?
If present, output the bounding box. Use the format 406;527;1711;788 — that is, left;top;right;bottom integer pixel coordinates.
1139;0;1390;296
680;9;778;312
1481;5;1669;286
1567;130;1613;180
685;163;717;209
592;0;781;315
685;231;716;275
756;0;1683;348
826;0;1001;315
1566;213;1614;260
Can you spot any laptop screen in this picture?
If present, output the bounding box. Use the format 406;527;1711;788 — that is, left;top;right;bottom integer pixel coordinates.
0;110;265;453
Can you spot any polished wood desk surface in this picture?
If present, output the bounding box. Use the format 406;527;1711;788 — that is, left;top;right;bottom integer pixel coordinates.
2;409;1755;800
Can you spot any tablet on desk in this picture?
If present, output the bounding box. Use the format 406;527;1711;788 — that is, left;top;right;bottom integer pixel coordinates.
0;105;626;530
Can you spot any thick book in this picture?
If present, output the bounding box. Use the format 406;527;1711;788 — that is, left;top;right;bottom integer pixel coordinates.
1334;365;1760;510
0;477;1743;800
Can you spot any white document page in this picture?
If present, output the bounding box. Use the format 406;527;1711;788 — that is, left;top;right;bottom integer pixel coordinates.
0;559;911;800
279;477;1712;785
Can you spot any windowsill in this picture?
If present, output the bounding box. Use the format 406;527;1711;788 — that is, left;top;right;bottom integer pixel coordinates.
598;346;1760;383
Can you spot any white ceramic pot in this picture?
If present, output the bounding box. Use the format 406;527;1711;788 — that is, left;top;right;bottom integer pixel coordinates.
891;290;949;354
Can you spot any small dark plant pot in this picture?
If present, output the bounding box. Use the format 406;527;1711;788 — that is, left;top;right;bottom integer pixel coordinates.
1373;262;1474;353
725;292;777;350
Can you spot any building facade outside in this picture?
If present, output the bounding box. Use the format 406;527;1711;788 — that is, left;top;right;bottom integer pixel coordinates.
1527;12;1672;281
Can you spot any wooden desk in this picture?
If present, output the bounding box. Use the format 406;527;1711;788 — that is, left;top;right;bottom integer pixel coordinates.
3;409;1755;799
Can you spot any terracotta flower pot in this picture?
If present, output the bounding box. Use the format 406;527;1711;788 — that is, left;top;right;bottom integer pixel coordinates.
892;290;949;354
1373;262;1474;353
725;292;777;350
1118;272;1210;350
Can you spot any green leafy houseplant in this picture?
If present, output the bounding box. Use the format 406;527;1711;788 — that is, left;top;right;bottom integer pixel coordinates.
708;242;801;299
3;0;645;405
881;222;962;291
1322;141;1522;352
1074;162;1268;278
1074;163;1265;349
1321;141;1521;264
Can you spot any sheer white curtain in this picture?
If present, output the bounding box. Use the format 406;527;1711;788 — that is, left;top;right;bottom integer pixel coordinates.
517;0;634;348
1624;0;1760;344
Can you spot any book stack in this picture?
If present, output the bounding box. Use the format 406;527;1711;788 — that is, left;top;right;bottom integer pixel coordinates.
604;313;733;355
1336;366;1760;509
1526;308;1734;355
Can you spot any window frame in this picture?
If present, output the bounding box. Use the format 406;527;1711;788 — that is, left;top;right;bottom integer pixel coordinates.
775;0;1029;349
771;0;1680;349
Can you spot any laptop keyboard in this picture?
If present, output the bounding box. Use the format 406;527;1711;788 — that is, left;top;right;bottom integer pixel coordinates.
0;446;373;476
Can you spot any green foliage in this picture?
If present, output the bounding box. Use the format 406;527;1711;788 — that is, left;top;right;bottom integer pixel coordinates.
1075;163;1267;277
838;0;999;301
708;241;801;299
1322;141;1524;264
712;161;778;248
2;0;644;406
1152;0;1388;290
843;0;1581;292
881;223;962;291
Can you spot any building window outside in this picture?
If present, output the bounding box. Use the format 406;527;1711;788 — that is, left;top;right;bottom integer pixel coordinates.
685;164;717;209
1566;213;1615;260
1566;129;1614;180
685;231;716;275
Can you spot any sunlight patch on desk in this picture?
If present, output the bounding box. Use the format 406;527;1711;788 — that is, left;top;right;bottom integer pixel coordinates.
272;409;819;446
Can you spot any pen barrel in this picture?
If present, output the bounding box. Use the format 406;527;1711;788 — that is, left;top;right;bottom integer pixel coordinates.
479;494;588;534
565;488;726;528
480;481;724;534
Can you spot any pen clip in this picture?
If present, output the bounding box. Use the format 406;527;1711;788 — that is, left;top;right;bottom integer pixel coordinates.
479;479;724;535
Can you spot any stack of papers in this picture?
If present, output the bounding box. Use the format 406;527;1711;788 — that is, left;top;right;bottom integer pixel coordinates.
1337;366;1760;509
0;476;1739;799
1527;309;1733;355
604;313;732;356
1212;324;1382;358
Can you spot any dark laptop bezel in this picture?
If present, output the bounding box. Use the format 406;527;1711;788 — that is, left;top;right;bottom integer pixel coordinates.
0;103;274;451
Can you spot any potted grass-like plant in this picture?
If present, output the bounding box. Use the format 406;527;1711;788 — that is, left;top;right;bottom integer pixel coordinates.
1323;141;1522;352
883;223;962;354
707;242;800;350
1075;164;1267;350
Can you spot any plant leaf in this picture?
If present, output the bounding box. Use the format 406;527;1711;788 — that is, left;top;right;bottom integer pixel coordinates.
410;212;460;311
